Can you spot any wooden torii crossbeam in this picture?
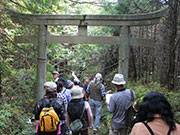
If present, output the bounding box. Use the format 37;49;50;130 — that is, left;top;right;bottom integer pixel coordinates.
8;8;168;100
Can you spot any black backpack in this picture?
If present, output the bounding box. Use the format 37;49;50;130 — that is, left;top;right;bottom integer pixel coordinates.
125;90;137;132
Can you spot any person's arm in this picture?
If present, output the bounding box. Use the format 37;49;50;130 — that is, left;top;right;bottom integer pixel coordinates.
101;85;112;97
62;94;68;106
66;105;71;129
65;90;72;103
85;102;93;128
72;71;80;83
33;102;41;120
101;85;106;97
61;93;68;115
106;96;115;113
86;82;91;97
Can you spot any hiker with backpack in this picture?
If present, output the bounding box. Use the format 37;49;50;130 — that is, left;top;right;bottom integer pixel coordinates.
105;74;136;135
130;92;180;135
34;82;65;135
66;85;92;135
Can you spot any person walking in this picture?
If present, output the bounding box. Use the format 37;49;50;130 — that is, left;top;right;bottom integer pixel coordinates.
34;82;65;135
56;81;68;135
105;74;136;135
81;77;89;101
86;73;110;133
131;92;180;135
66;86;92;135
62;80;73;103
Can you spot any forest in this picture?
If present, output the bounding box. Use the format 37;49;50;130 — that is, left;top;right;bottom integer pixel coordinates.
0;0;180;134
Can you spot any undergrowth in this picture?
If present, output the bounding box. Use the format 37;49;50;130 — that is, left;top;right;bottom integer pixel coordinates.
1;71;179;134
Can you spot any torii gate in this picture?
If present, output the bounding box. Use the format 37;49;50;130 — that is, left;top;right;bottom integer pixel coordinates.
8;8;168;100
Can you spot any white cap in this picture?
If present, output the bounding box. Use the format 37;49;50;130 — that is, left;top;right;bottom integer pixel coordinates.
52;71;59;75
112;74;126;85
95;73;102;79
44;82;57;92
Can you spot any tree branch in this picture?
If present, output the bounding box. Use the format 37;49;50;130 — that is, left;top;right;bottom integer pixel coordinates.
133;0;147;13
68;0;117;6
9;0;26;9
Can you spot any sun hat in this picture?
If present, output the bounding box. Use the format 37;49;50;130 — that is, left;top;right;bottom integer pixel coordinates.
44;82;57;92
112;74;126;85
66;80;74;88
95;73;102;79
52;71;59;75
71;86;84;99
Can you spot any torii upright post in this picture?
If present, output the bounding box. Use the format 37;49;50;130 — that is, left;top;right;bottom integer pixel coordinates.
119;26;129;81
37;25;47;100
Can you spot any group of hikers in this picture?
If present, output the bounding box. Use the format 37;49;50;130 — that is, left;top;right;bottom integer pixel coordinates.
33;71;180;135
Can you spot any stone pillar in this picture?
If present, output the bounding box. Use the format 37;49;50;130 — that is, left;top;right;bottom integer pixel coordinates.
78;25;87;36
36;25;47;100
118;26;129;80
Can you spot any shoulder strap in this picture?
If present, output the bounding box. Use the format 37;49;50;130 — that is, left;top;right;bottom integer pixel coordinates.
130;89;135;103
126;90;134;110
80;102;86;120
167;127;172;135
142;122;155;135
63;88;66;94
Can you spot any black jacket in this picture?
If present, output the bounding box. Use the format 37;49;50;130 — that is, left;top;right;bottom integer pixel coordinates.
34;97;65;120
67;98;89;128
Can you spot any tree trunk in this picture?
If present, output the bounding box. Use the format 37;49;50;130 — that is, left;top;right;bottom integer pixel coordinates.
167;0;178;90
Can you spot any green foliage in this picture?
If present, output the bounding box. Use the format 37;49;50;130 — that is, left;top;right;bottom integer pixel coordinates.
0;103;34;135
0;69;36;134
1;0;179;134
128;81;180;123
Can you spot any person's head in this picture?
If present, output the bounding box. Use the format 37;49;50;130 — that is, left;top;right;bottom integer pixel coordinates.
52;71;59;79
137;92;176;130
66;80;74;89
112;74;126;90
71;86;84;100
56;80;64;92
73;79;80;86
83;77;89;84
44;82;57;98
94;73;102;84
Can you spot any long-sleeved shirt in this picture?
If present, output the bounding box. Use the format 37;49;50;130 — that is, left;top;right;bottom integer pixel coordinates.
107;89;136;129
57;92;68;108
62;87;72;103
82;83;88;91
